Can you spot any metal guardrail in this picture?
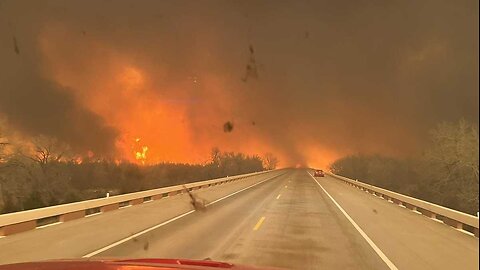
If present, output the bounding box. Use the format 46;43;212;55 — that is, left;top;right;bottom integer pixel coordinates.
0;170;277;236
326;172;479;237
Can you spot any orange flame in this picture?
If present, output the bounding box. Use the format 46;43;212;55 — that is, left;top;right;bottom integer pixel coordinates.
37;27;344;168
133;138;148;165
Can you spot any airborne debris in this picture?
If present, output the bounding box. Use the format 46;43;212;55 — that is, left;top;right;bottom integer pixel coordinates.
143;241;149;250
241;44;258;82
372;209;378;214
184;185;207;211
12;36;19;55
223;121;234;132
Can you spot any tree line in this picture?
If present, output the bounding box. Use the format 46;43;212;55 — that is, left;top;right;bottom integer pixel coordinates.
330;119;479;215
0;139;278;213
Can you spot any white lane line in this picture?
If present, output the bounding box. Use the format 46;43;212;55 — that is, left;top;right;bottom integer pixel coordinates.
308;172;399;270
82;173;281;258
36;222;62;229
82;210;194;258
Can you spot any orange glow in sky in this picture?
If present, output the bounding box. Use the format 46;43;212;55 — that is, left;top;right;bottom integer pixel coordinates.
37;25;338;168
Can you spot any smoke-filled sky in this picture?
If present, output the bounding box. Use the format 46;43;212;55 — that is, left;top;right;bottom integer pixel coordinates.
0;0;478;167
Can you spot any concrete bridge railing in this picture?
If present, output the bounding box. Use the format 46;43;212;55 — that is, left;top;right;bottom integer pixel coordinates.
326;172;479;237
0;170;276;236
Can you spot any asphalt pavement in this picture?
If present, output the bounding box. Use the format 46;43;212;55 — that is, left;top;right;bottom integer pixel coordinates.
0;169;478;270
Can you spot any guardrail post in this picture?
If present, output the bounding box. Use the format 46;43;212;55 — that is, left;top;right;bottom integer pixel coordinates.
0;220;36;236
405;204;417;212
60;210;85;222
101;203;119;212
453;221;463;230
421;209;437;219
152;194;163;200
130;198;143;205
391;198;403;206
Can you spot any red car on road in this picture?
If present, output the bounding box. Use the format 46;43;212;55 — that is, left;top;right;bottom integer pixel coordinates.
313;170;325;177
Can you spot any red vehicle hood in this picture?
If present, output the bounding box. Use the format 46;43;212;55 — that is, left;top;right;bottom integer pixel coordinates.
0;258;283;270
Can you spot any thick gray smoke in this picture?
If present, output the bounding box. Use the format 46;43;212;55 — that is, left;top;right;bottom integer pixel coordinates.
0;2;118;155
0;0;477;166
0;68;118;155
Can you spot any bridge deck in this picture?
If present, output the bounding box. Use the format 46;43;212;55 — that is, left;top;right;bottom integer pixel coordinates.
0;169;477;270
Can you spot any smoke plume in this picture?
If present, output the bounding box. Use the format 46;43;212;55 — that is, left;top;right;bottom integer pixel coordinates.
0;0;477;167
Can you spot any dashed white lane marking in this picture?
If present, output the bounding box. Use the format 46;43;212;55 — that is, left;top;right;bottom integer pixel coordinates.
308;172;399;270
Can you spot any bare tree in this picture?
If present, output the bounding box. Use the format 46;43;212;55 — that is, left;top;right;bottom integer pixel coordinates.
0;142;8;163
17;136;73;204
422;119;479;212
425;119;479;180
210;147;221;167
28;136;71;173
263;153;279;170
0;131;10;163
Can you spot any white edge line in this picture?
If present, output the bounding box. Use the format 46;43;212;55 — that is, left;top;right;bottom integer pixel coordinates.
455;228;475;236
82;210;195;258
82;173;280;258
308;172;399;270
36;221;62;229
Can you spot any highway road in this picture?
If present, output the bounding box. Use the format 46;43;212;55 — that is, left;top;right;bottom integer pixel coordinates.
0;169;478;270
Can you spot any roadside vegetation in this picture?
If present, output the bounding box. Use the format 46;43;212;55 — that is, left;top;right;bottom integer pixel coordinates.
330;119;479;215
0;141;275;213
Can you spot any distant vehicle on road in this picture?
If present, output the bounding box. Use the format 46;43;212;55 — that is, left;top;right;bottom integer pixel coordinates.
313;169;325;177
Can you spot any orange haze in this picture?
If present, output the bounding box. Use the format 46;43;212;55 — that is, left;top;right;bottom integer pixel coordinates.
38;25;327;167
